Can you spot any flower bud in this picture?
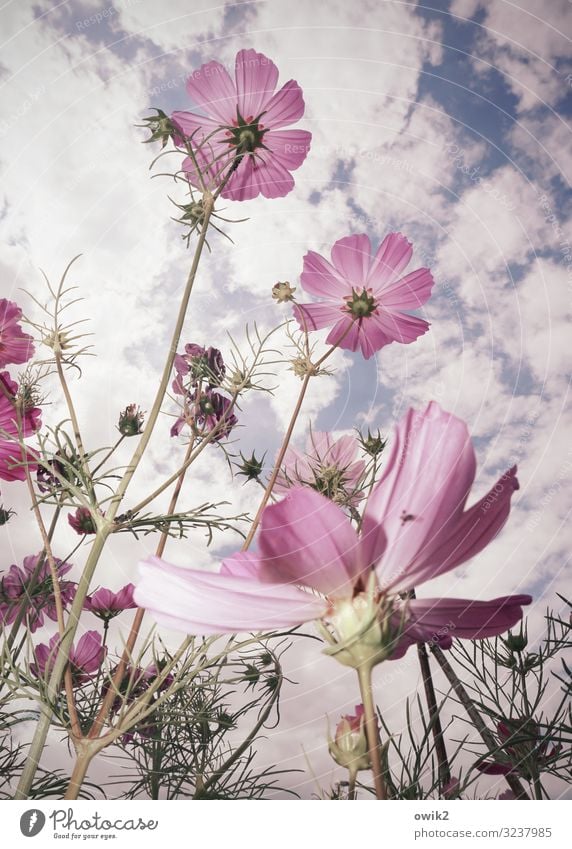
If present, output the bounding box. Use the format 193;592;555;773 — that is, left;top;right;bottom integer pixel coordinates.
236;450;265;482
504;626;528;653
328;705;371;772
272;281;296;302
139;108;177;148
358;428;387;458
118;404;145;437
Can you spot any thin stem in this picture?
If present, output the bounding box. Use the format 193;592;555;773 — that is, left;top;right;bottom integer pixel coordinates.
347;769;357;800
242;371;311;550
15;193;217;801
19;410;82;741
431;645;529;800
416;642;451;790
91;435;125;476
55;352;92;488
357;663;387;800
86;441;195;743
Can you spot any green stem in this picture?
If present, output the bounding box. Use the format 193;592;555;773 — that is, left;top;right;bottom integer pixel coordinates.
357;663;387;800
14;194;217;801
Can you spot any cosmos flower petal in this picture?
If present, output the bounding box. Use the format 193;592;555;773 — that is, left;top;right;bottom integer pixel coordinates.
300;250;351;299
235;49;279;119
331;235;372;286
263;129;312;170
186;60;237;123
368;232;413;290
293;302;342;331
135;556;326;634
262;79;306;129
368;402;478;592
379;267;434;310
370;310;430;344
403;595;532;645
258;487;363;596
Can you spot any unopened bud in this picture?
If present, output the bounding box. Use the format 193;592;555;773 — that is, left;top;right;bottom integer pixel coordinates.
272;281;296;303
118;404;145;437
328;705;371;772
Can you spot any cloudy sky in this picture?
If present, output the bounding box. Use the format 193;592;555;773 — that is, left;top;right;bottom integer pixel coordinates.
1;0;571;799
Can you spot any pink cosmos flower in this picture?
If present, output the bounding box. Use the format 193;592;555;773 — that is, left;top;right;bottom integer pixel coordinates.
171;48;312;201
31;630;106;685
0;372;41;481
293;233;433;359
68;506;97;535
0;299;34;368
84;584;136;620
135;402;531;664
171;387;238;441
0;553;75;633
274;431;365;509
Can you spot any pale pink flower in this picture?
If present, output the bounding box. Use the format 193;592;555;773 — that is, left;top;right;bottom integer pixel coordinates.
0;299;34;368
274;431;365;508
31;630;106;685
293;233;433;359
135;402;531;663
171;48;311;201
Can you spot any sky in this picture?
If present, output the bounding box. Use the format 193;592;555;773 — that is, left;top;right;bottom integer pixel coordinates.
1;0;571;799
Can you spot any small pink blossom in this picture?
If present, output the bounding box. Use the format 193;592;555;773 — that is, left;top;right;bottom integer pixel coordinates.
0;552;75;633
84;584;136;620
31;630;106;685
293;233;433;359
68;507;97;535
0;299;34;368
171;48;312;201
0;372;41;481
274;431;365;508
135;402;531;664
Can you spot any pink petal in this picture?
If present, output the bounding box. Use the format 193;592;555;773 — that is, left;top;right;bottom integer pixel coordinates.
370;310;430;344
262;79;306;129
235;49;279;119
263;129;312;170
222;154;295;201
293;302;341;331
186;60;237;124
135;556;326;635
171;109;222;144
257;487;363;597
220;551;263;578
331;235;372;287
404;595;532;644
368;233;413;291
325;315;361;352
414;467;520;584
325;316;387;359
367;402;477;593
379;267;434;310
300;250;351;300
